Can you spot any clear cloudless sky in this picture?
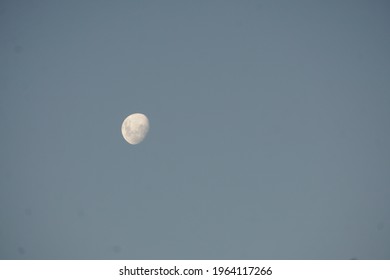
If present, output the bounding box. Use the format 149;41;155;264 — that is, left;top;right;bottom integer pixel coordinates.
0;0;389;259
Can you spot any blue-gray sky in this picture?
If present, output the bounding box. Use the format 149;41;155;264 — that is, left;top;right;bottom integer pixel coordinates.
1;0;389;259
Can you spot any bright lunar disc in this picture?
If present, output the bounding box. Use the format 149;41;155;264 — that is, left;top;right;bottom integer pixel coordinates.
121;113;150;145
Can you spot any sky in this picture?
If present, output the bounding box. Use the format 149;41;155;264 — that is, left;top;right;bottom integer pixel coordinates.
0;0;389;259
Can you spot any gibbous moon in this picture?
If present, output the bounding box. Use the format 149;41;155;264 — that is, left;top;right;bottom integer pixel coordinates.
121;113;150;145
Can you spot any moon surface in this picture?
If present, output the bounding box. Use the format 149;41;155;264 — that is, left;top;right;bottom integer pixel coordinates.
121;113;150;145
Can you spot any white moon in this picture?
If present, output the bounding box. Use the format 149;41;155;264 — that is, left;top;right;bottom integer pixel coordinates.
121;113;150;145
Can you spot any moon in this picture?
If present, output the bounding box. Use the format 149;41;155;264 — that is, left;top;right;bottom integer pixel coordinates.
121;113;150;145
